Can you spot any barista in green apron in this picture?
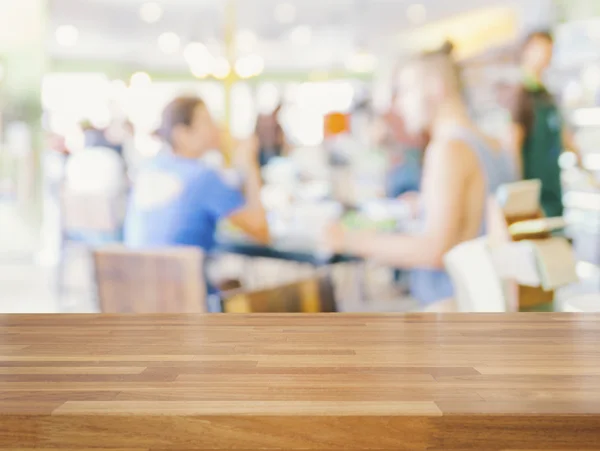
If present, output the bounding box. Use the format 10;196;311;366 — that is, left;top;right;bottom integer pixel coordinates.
520;77;564;217
509;30;567;218
508;31;560;312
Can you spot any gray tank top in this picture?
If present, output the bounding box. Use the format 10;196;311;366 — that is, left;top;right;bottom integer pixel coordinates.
410;127;516;306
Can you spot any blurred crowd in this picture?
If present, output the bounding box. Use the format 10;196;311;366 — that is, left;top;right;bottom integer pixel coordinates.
44;30;595;311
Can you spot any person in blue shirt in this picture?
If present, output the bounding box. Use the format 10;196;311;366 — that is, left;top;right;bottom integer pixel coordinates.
125;95;270;259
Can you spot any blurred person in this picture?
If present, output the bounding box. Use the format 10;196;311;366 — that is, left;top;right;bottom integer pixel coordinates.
106;119;141;175
377;90;429;199
124;95;269;251
65;141;127;198
255;104;288;167
373;95;428;288
323;112;358;205
327;44;515;307
39;133;71;263
81;121;124;156
63;132;129;244
69;122;129;198
350;89;373;145
509;30;587;218
45;133;70;195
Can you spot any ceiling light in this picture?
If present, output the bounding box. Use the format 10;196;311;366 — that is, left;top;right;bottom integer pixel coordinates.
55;25;79;47
212;57;231;79
140;2;163;24
274;3;297;24
158;32;181;54
289;25;312;46
191;65;210;79
130;71;152;88
236;29;258;53
407;4;427;25
235;54;265;79
184;42;210;64
346;52;378;73
205;37;222;51
184;42;216;75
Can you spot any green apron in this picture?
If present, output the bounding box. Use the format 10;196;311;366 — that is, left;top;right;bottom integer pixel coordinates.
521;84;564;218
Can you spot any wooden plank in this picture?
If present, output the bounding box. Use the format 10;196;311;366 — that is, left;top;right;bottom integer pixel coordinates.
0;367;145;375
53;400;442;416
0;415;437;450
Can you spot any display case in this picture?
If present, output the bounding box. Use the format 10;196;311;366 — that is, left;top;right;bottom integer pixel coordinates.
553;18;600;270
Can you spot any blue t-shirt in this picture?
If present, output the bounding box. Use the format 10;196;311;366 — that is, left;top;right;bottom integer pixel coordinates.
124;151;245;251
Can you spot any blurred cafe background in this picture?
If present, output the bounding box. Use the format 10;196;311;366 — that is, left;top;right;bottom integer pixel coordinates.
1;0;600;314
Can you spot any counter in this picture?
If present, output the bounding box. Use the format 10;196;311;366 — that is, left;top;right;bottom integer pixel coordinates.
1;313;600;450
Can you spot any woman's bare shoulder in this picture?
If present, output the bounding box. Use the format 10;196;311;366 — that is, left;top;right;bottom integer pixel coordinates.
482;134;504;154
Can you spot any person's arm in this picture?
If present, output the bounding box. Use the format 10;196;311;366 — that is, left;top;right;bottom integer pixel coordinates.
509;123;526;178
506;87;531;179
397;191;421;218
228;161;270;244
562;127;585;164
328;140;470;269
227;137;270;244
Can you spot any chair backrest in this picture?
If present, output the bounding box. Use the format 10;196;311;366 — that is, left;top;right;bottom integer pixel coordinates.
61;190;125;233
222;271;336;313
93;246;206;313
444;238;507;313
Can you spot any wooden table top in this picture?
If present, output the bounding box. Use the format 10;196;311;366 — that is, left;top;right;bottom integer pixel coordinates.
2;313;600;450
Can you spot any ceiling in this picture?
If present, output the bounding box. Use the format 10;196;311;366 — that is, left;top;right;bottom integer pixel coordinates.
47;0;530;73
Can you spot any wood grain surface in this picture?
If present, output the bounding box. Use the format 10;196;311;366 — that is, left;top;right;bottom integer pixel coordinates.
1;313;600;450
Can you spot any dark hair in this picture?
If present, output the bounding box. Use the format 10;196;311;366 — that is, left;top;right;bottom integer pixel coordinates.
418;39;455;59
413;39;463;92
522;29;553;51
158;96;205;146
439;40;455;56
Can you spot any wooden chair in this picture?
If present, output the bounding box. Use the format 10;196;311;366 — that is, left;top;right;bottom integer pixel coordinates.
222;270;336;313
93;246;206;313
